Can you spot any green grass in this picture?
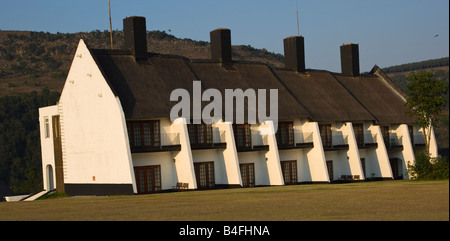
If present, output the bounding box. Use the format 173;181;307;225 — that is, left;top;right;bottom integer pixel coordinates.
0;180;448;221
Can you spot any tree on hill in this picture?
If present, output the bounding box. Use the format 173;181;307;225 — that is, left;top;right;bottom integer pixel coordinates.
0;88;60;194
406;72;448;156
406;71;449;180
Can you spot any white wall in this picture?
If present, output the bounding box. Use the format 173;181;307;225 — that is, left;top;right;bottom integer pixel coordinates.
58;39;136;190
215;121;242;186
398;124;415;179
367;125;393;179
302;121;330;182
171;118;197;189
260;121;284;185
39;105;58;191
418;126;439;158
342;122;364;179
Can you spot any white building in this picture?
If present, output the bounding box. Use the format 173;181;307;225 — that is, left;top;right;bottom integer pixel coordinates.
38;16;438;196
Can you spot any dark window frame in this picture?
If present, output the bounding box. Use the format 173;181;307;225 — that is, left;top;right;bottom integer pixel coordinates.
276;121;294;147
194;162;215;189
127;120;160;152
240;163;255;187
134;165;161;194
353;123;364;147
281;160;297;185
319;124;332;149
188;123;213;147
233;124;252;150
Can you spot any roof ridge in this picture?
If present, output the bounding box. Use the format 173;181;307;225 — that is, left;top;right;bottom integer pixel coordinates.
329;72;380;123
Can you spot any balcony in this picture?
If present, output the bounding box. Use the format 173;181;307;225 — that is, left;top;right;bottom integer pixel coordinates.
236;133;269;152
131;133;181;153
190;128;227;150
277;132;314;150
413;134;426;149
356;134;378;149
386;134;403;151
323;134;349;151
188;124;226;150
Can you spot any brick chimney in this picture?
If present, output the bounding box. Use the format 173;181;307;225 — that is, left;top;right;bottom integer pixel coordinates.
123;16;148;60
210;28;232;65
340;43;360;76
283;36;305;72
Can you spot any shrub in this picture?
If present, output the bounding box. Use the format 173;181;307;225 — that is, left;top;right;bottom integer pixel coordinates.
408;151;449;180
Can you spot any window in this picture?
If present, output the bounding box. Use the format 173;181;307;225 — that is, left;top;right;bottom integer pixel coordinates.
188;123;213;147
44;117;50;138
127;120;160;152
194;162;215;189
353;124;364;147
276;122;294;147
134;165;161;194
240;163;255;187
281;160;297;185
233;124;251;149
319;124;332;148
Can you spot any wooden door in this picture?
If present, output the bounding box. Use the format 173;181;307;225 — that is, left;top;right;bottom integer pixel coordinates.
194;162;215;189
390;158;402;180
134;165;161;194
281;160;297;185
326;160;333;182
240;163;255;187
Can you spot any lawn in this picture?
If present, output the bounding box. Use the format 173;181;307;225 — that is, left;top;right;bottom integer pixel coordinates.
0;180;448;221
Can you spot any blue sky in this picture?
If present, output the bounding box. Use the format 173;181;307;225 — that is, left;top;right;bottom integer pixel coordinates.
1;0;448;72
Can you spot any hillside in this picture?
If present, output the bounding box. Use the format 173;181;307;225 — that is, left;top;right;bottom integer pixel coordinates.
383;57;449;92
2;30;447;97
0;30;284;97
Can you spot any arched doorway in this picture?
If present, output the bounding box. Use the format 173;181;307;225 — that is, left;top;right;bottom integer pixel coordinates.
46;164;54;191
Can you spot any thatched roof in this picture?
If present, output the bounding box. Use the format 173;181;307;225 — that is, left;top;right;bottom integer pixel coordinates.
187;61;311;120
90;47;413;124
92;50;198;119
335;67;415;124
274;69;375;122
